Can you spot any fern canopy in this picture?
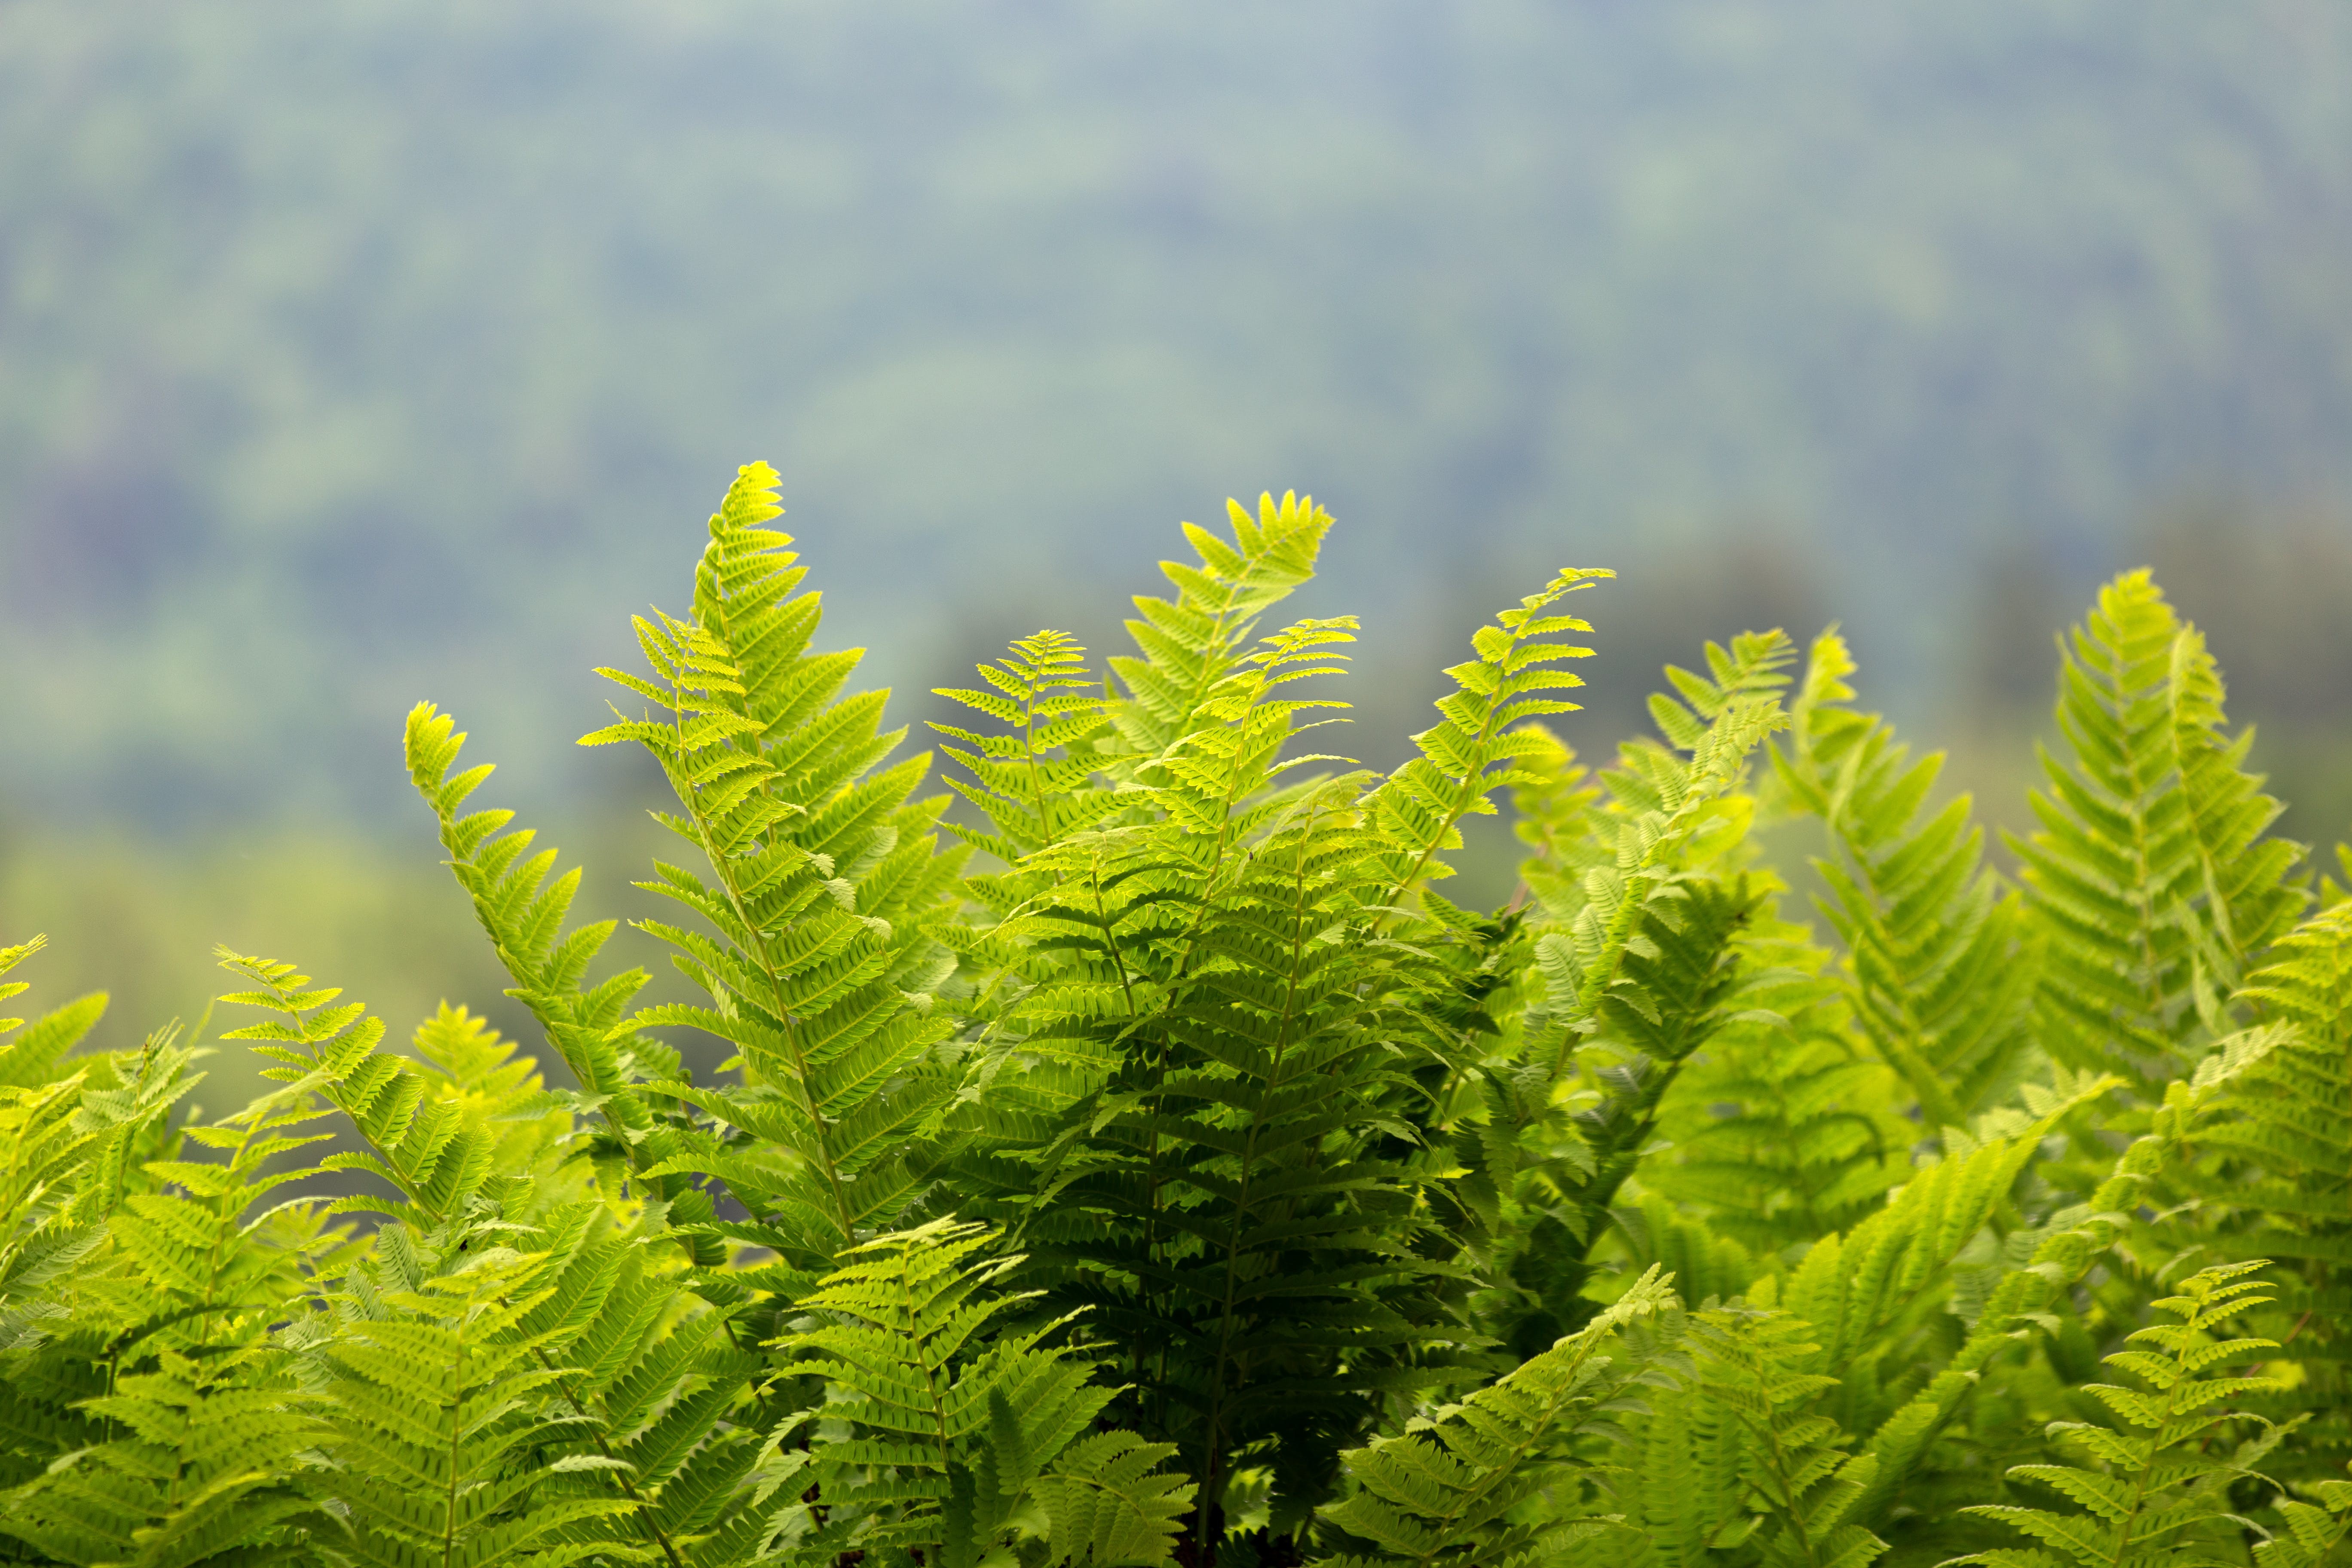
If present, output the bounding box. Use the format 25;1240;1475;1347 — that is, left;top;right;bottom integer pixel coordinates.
3;463;2344;1568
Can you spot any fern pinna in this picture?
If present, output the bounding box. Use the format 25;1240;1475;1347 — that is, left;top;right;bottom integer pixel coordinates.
5;460;2348;1568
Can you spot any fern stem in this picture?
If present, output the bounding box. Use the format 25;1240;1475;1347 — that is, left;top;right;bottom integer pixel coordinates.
1195;797;1326;1553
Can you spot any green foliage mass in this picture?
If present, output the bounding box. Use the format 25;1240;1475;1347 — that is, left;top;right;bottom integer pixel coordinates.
4;465;2350;1568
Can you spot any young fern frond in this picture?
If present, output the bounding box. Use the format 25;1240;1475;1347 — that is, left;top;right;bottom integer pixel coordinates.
1947;1262;2283;1568
2012;573;2304;1091
1543;629;1794;1062
404;702;675;1182
1773;630;2037;1128
1106;490;1334;763
1693;1306;1888;1568
931;629;1117;864
1367;567;1609;906
1314;1266;1679;1568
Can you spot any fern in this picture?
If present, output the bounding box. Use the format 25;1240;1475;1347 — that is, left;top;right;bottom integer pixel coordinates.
0;1349;324;1568
2013;572;2303;1093
2253;1464;2352;1568
1314;1265;1679;1568
309;1246;652;1568
1105;490;1335;763
1773;630;2037;1128
1694;1305;1888;1568
404;703;678;1193
1947;1262;2283;1568
1640;904;1905;1263
2208;899;2352;1477
582;462;967;1274
1366;566;1610;905
1463;631;1792;1352
931;628;1120;863
768;1219;1190;1568
20;460;2352;1568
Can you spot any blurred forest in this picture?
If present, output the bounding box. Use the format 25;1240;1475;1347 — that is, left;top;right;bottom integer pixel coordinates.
3;0;2350;1082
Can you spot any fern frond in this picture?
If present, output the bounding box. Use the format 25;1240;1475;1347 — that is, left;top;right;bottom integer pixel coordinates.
2254;1462;2352;1568
0;1349;324;1568
1106;490;1334;763
769;1219;1188;1568
1367;567;1610;905
2012;573;2304;1092
932;628;1119;863
1773;629;2037;1128
1687;1305;1887;1568
1643;902;1907;1263
1947;1262;2283;1568
314;1249;652;1568
405;700;680;1192
1315;1266;1678;1568
585;464;965;1267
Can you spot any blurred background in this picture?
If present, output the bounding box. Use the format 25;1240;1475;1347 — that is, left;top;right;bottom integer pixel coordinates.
4;0;2350;1084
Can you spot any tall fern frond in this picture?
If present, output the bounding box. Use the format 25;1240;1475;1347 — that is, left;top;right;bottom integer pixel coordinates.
404;702;675;1185
1366;567;1610;906
1773;630;2038;1128
2012;573;2304;1091
931;628;1119;864
583;463;966;1271
1467;633;1792;1351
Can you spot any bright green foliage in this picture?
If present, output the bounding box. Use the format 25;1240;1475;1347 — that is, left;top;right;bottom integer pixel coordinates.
2208;901;2352;1476
1638;911;1904;1261
583;463;967;1276
767;1219;1190;1568
310;1250;649;1568
931;629;1119;861
2252;1464;2352;1568
1950;1262;2285;1568
1316;1266;1678;1568
1105;491;1334;762
1774;631;2037;1128
1696;1307;1887;1568
2013;573;2304;1093
9;465;2352;1568
1456;632;1792;1354
1366;565;1609;899
0;1350;324;1568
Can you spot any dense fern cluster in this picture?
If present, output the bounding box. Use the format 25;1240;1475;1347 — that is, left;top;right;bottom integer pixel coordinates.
5;464;2349;1568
